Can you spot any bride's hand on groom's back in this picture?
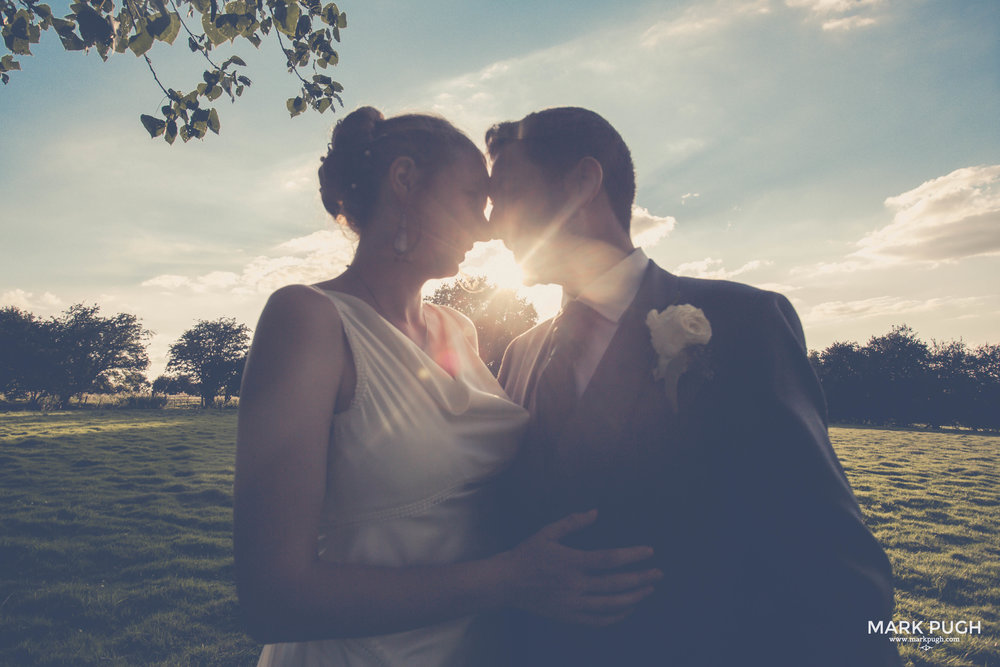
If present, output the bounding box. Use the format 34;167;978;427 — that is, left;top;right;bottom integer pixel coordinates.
494;509;662;627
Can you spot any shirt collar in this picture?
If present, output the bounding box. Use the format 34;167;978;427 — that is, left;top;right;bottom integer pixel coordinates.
562;248;649;324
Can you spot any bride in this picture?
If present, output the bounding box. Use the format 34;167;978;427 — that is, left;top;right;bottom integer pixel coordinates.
234;107;661;666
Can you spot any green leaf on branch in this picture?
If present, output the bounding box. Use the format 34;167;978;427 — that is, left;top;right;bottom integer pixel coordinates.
128;28;154;56
213;14;241;41
294;14;310;39
140;114;166;138
320;3;339;25
208;108;221;134
96;39;111;61
3;12;38;55
1;54;21;72
72;4;112;48
273;0;301;36
114;9;135;53
1;0;348;142
201;12;228;45
147;12;181;44
286;96;305;117
57;29;86;51
165;120;178;144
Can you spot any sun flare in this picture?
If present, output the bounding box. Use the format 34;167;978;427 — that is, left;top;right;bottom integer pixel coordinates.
422;240;561;321
460;240;525;291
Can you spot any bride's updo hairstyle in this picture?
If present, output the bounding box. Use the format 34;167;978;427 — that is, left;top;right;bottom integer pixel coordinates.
319;106;482;234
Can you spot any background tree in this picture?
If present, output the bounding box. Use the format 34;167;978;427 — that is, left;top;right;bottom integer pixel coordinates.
151;373;197;396
811;325;998;431
0;305;57;404
46;304;153;407
2;0;347;142
862;324;931;426
92;369;150;395
926;339;976;429
812;340;870;424
166;317;249;406
970;343;1000;431
426;277;537;375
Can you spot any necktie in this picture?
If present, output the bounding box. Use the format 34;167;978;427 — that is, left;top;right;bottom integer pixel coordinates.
504;300;602;540
530;300;601;439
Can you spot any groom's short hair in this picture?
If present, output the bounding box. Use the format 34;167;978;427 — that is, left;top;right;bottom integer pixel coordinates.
486;107;636;232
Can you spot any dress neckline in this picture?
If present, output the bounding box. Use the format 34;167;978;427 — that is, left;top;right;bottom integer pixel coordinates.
311;286;461;381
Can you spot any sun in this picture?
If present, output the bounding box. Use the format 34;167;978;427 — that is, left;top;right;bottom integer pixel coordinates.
456;240;562;321
459;240;525;291
421;240;562;322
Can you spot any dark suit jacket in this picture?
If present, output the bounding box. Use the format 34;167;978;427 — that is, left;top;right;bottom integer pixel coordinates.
496;262;900;667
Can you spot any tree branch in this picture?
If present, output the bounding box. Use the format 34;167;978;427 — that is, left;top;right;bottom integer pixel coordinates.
143;53;171;98
266;4;308;86
168;0;220;70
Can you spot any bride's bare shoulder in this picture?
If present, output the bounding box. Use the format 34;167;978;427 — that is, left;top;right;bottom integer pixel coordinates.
256;284;344;335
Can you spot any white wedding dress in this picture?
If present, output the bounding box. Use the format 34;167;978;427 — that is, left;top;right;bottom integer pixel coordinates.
257;288;528;667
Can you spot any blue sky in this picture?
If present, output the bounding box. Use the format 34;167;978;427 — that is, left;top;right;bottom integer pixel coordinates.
1;0;998;376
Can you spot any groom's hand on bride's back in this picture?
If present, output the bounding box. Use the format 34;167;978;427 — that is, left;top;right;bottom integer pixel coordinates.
494;509;662;627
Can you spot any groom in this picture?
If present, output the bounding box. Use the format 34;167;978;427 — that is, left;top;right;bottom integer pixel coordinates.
487;107;900;666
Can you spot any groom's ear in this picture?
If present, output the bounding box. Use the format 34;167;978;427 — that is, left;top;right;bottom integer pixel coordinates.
388;156;420;199
566;156;604;206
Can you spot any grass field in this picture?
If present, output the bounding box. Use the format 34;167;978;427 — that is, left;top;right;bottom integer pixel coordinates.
0;411;997;666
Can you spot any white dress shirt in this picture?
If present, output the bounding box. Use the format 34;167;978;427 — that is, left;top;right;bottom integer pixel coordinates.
563;248;650;396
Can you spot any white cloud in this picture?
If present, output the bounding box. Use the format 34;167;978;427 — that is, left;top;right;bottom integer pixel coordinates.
786;0;882;30
822;15;876;30
141;275;192;290
415;0;776;156
0;289;64;313
276;229;351;255
795;165;1000;277
681;192;701;204
754;282;800;293
641;0;771;48
857;164;1000;263
795;257;885;276
786;0;878;13
142;229;355;296
631;205;677;248
275;160;317;193
674;257;772;279
803;295;983;325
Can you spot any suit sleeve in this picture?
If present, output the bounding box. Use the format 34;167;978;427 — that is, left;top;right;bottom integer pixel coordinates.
724;292;898;663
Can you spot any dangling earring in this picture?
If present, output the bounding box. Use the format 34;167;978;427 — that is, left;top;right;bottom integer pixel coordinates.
393;213;411;260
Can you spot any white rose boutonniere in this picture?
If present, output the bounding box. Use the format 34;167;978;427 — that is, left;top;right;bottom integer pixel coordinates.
646;304;712;410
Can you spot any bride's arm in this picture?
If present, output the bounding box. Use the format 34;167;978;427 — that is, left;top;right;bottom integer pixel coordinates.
234;285;660;644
